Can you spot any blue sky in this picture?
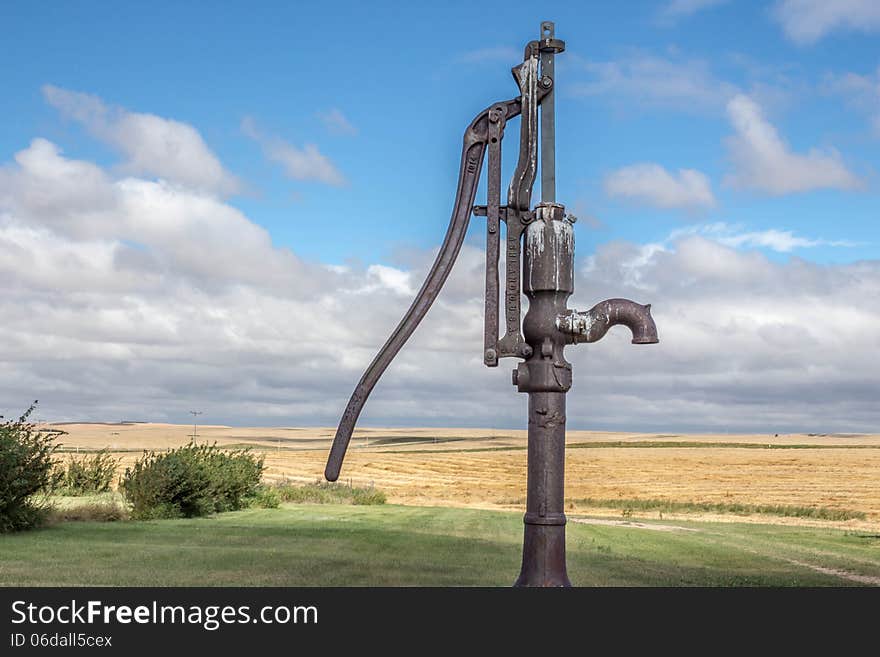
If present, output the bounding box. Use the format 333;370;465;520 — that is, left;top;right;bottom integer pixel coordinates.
1;1;879;431
3;0;879;266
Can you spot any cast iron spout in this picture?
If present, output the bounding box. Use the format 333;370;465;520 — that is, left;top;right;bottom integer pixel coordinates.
557;298;658;345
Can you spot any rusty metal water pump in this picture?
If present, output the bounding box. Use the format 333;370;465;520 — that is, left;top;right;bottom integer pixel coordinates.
325;21;658;586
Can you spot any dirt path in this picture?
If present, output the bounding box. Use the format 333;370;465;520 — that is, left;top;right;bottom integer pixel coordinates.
778;558;880;586
571;516;880;585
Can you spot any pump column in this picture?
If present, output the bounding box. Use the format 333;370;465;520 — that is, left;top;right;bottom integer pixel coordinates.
539;21;560;203
512;21;570;588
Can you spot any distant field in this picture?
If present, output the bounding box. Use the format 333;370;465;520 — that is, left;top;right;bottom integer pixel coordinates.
2;504;879;586
48;423;880;529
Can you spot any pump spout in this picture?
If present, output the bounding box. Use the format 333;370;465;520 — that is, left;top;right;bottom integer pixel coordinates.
557;298;658;345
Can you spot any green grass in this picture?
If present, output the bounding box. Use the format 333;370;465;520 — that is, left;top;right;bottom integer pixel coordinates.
0;504;878;586
570;497;866;521
268;481;386;505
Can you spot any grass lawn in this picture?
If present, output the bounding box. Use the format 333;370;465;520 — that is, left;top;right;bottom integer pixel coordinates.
1;504;878;586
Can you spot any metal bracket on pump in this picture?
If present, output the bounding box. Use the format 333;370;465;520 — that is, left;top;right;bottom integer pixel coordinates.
477;29;564;366
325;52;551;482
324;22;658;587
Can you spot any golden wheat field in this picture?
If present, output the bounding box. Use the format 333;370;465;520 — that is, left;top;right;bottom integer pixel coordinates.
48;422;880;530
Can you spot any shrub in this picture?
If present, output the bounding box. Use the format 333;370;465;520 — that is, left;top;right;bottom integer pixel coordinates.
0;402;63;532
247;485;281;509
119;442;264;520
53;449;119;496
268;480;386;505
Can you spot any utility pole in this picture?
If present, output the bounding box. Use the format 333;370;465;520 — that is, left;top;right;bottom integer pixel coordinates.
189;410;202;442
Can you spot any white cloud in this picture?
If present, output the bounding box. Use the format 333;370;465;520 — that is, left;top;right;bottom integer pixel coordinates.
588;221;855;292
574;234;880;432
570;49;808;118
773;0;880;44
724;94;861;194
242;117;347;187
604;163;715;209
824;67;880;137
42;85;239;196
715;229;852;251
571;53;738;112
659;0;728;22
1;125;879;433
0;139;118;239
0;139;302;287
319;109;358;136
670;222;857;252
363;265;414;296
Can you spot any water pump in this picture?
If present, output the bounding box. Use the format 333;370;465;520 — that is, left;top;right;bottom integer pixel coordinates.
325;21;658;586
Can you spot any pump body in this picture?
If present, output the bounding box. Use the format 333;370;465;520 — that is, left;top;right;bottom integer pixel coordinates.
325;22;658;587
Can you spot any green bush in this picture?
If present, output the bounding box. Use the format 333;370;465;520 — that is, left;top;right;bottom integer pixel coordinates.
119;442;264;520
247;485;281;509
53;449;119;496
0;402;63;532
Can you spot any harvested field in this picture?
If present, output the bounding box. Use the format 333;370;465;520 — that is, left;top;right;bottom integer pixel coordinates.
49;423;880;529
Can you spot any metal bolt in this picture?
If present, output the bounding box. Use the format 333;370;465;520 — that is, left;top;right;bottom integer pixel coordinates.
511;369;518;385
485;348;497;361
541;75;553;89
521;344;533;358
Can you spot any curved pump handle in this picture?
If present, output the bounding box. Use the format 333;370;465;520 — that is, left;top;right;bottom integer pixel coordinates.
325;95;540;481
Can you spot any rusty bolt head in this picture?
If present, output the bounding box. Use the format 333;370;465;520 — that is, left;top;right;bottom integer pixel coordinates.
521;344;533;358
485;348;497;361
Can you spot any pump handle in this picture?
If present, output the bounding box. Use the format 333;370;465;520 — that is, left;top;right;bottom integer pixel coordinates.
325;95;534;481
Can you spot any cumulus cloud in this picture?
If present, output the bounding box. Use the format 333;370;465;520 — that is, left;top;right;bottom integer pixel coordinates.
42;85;239;196
362;265;414;296
773;0;880;44
319;108;358;136
0;139;118;239
242;116;347;187
571;53;738;112
669;222;858;252
712;229;854;251
724;94;861;194
587;222;857;291
1;127;879;433
0;139;303;287
604;163;716;209
823;67;880;137
574;234;880;432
